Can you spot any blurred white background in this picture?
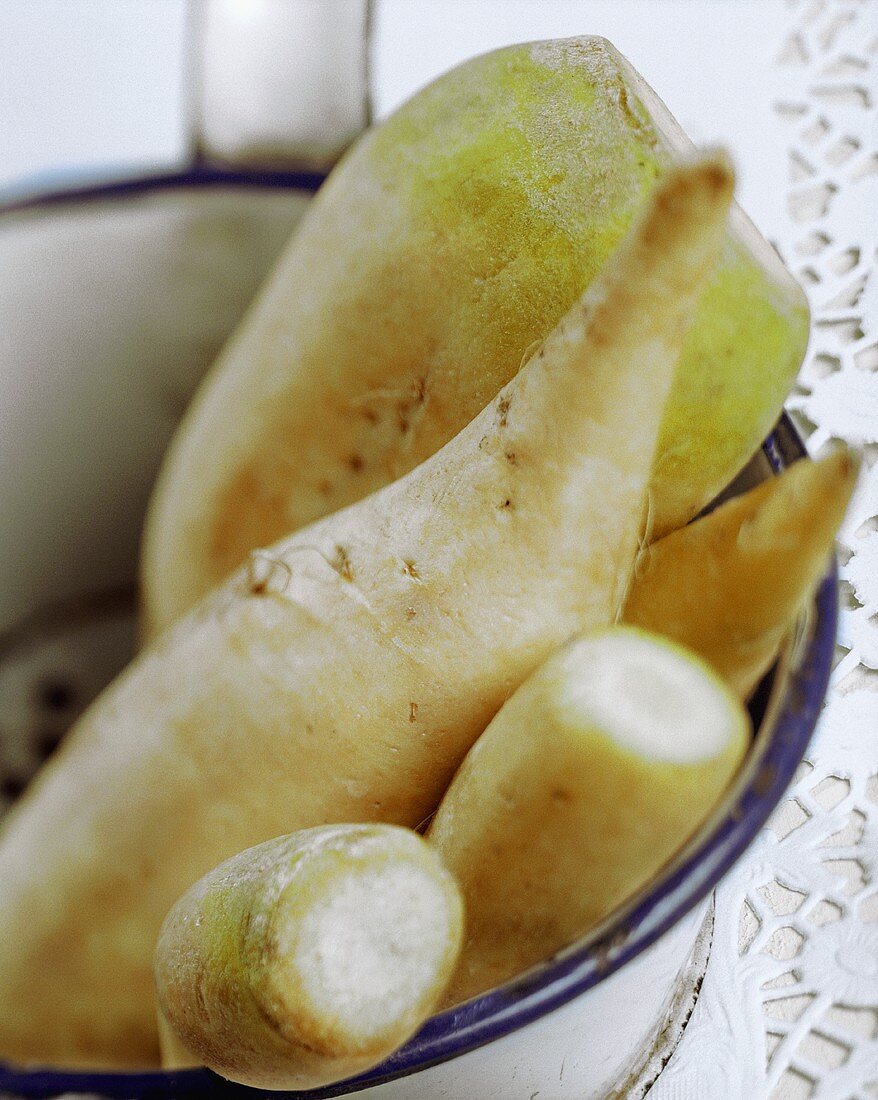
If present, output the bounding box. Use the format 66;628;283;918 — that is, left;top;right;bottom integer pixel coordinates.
1;0;795;238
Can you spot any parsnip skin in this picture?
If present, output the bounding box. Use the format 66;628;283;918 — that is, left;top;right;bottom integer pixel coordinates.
623;450;857;697
155;825;463;1090
0;159;732;1067
428;628;749;1006
156;1012;191;1072
141;36;808;635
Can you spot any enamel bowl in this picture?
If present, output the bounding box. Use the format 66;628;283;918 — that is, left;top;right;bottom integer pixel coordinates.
0;171;832;1099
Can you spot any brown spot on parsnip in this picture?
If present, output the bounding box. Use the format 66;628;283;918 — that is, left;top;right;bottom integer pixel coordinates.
36;729;64;760
331;545;354;582
402;560;420;580
245;552;292;596
409;702;418;723
345;454;365;473
1;776;26;800
497;395;511;427
36;677;75;712
212;462;291;583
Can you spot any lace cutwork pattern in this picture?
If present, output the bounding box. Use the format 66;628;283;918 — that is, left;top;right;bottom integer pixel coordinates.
651;2;877;1097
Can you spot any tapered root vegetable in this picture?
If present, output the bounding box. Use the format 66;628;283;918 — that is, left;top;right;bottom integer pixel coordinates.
141;36;808;635
623;449;857;697
428;627;750;1006
0;157;733;1067
155;825;463;1090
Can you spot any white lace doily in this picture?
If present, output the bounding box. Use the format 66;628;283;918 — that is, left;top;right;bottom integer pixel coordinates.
651;3;878;1097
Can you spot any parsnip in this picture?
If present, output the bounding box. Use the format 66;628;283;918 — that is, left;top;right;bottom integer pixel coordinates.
155;825;463;1090
623;449;857;697
428;627;749;1006
0;157;732;1067
141;37;808;635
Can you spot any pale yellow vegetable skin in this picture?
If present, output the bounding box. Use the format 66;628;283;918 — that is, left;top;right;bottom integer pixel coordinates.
624;449;857;697
141;36;807;635
154;825;463;1090
428;627;749;1005
0;157;732;1067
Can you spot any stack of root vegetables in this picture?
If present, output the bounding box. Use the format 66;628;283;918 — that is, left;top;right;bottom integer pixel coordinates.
0;37;856;1090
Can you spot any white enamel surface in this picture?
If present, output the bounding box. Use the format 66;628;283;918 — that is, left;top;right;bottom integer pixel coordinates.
0;188;308;632
351;904;707;1099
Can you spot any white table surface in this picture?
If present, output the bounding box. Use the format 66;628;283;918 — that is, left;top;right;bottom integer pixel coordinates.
1;3;875;1097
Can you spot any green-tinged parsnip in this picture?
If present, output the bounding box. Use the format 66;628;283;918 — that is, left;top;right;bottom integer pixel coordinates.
624;449;857;697
141;36;807;635
155;825;463;1090
0;157;732;1067
429;627;749;1005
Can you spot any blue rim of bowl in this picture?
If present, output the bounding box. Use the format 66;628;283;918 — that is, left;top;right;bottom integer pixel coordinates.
0;162;326;219
0;171;833;1098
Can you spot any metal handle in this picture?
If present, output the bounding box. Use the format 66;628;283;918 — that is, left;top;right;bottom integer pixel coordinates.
190;0;373;171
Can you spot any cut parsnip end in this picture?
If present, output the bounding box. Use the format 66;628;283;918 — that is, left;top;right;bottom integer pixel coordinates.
553;630;738;763
429;626;749;1005
155;824;463;1090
